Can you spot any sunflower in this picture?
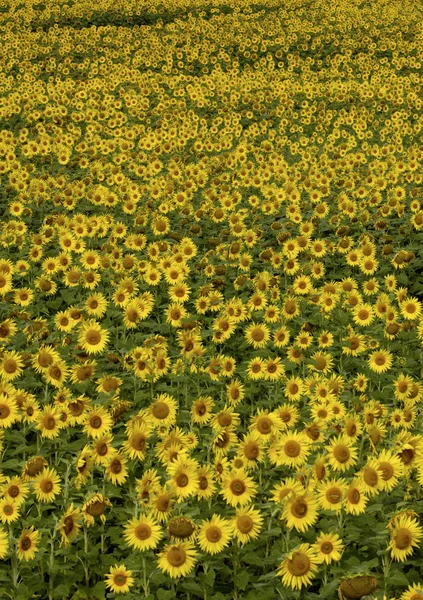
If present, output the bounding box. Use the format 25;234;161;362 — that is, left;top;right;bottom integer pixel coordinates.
105;564;134;595
244;322;270;349
352;303;375;327
0;350;24;382
37;404;62;439
105;453;128;486
273;325;291;348
74;445;94;490
77;319;110;355
83;493;112;527
237;432;265;469
220;468;257;507
226;379;245;406
197;465;217;501
232;505;263;545
360;459;384;496
376;449;403;492
191;395;214;425
1;476;29;507
198;514;232;555
122;423;150;461
308;351;334;375
388;514;423;562
83;406;113;439
58;504;83;547
0;526;8;559
401;584;423;600
158;542;198;579
313;532;344;564
282;491;319;532
284;376;304;402
84;293;108;318
0;497;20;524
269;431;311;468
17;526;40;561
368;348;393;374
318;476;349;512
21;456;48;481
33;467;62;503
277;543;320;590
0;394;19;428
270;477;305;505
123;514;163;551
167;516;197;542
150;485;176;523
326;435;358;472
167;457;199;501
400;297;422;320
345;479;368;515
148;393;178;429
246;356;265;380
249;409;283;440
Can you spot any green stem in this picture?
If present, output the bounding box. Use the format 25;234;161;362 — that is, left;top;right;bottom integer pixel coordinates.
142;556;149;597
83;526;89;586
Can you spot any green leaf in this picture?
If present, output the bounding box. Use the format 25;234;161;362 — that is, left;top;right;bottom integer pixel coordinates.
235;570;249;591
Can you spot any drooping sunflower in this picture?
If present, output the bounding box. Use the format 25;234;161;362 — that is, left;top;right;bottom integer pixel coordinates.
282;491;319;533
277;543;320;590
33;467;62;503
77;319;110;355
123;514;163;551
105;564;134;595
83;493;112;527
17;526;40;561
220;468;257;507
313;532;344;564
21;456;48;481
197;514;233;555
388;514;423;562
58;504;83;548
232;505;263;545
157;542;198;578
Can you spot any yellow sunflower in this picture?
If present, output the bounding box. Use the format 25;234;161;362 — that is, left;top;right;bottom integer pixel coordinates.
157;542;198;578
232;505;263;545
148;393;178;429
123;514;163;551
388;514;423;562
326;435;358;472
33;467;62;503
282;491;319;533
269;431;311;468
0;497;20;524
313;532;344;564
0;526;8;559
220;468;257;507
277;543;320;590
0;394;19;428
244;322;271;349
77;319;110;355
197;514;233;554
0;350;24;382
368;348;393;374
17;526;40;561
58;504;83;548
105;564;134;595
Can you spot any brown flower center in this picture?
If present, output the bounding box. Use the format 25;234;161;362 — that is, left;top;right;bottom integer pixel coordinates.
333;444;350;463
63;516;74;534
206;525;221;543
20;537;32;551
287;552;310;576
237;515;253;533
230;479;246;496
291;498;308;518
175;473;189;488
284;441;301;458
321;542;333;554
395;528;412;549
256;417;272;434
0;405;10;419
378;461;394;481
167;547;187;567
135;524;151;540
40;480;53;493
152;401;170;420
86;330;101;345
114;574;127;586
363;467;378;487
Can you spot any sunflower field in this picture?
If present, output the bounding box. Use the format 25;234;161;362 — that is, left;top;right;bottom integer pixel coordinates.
2;0;423;598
